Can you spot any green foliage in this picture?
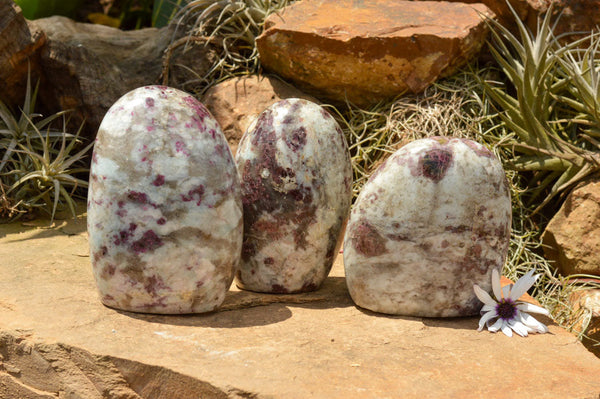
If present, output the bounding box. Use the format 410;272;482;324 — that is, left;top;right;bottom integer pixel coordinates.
116;0;154;29
0;72;70;174
0;71;92;223
479;3;600;213
153;0;189;27
14;0;83;19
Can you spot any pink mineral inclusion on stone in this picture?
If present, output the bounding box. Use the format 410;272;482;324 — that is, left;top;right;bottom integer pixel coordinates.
419;148;453;182
181;185;205;206
145;97;155;107
152;174;165;186
131;230;163;254
127;191;149;204
175;141;189;156
182;96;211;132
113;223;137;246
144;275;169;295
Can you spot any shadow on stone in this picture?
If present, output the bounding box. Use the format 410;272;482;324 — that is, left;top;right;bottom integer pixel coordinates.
3;218;88;242
422;313;557;333
112;276;353;328
0;204;87;240
355;305;424;323
115;303;293;329
354;306;556;333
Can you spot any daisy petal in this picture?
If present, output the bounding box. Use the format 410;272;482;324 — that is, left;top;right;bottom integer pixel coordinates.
500;322;513;337
509;269;537;301
519;312;549;334
508;319;529;337
488;318;503;332
501;285;511;299
473;284;497;307
492;268;502;302
481;304;495;312
516;302;550;316
478;310;498;331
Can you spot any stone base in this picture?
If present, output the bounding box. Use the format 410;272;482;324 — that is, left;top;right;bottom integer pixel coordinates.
1;209;600;398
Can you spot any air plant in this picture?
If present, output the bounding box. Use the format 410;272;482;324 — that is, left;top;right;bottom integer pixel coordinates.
0;70;71;174
555;31;600;147
4;115;92;223
0;69;91;223
479;3;600;213
162;0;294;92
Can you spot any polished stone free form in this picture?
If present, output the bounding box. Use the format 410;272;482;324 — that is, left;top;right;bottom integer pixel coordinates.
344;137;512;317
235;98;353;293
87;85;243;314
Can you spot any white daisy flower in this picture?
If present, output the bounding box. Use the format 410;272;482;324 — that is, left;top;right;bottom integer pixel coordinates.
473;268;550;337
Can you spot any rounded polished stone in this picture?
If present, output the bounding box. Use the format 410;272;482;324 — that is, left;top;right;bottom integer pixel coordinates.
344;137;511;317
235;98;352;293
88;86;242;314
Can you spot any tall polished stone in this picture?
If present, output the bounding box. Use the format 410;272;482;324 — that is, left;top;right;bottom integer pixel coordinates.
88;85;243;314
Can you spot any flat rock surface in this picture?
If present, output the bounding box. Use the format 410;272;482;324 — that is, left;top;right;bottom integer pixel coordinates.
1;210;600;398
257;0;493;107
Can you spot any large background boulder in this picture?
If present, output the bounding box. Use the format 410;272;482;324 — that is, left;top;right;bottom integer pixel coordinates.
524;0;600;39
257;0;494;107
31;16;215;141
568;289;600;357
543;178;600;277
0;0;216;143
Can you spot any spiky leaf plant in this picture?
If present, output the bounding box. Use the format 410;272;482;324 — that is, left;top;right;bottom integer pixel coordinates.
4;115;92;223
555;31;600;146
163;0;294;92
0;70;71;174
0;70;91;223
479;3;600;213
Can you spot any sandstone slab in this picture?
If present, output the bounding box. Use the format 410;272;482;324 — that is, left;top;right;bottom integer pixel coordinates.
1;210;600;398
542;178;600;277
425;0;530;28
257;0;494;107
201;75;318;155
